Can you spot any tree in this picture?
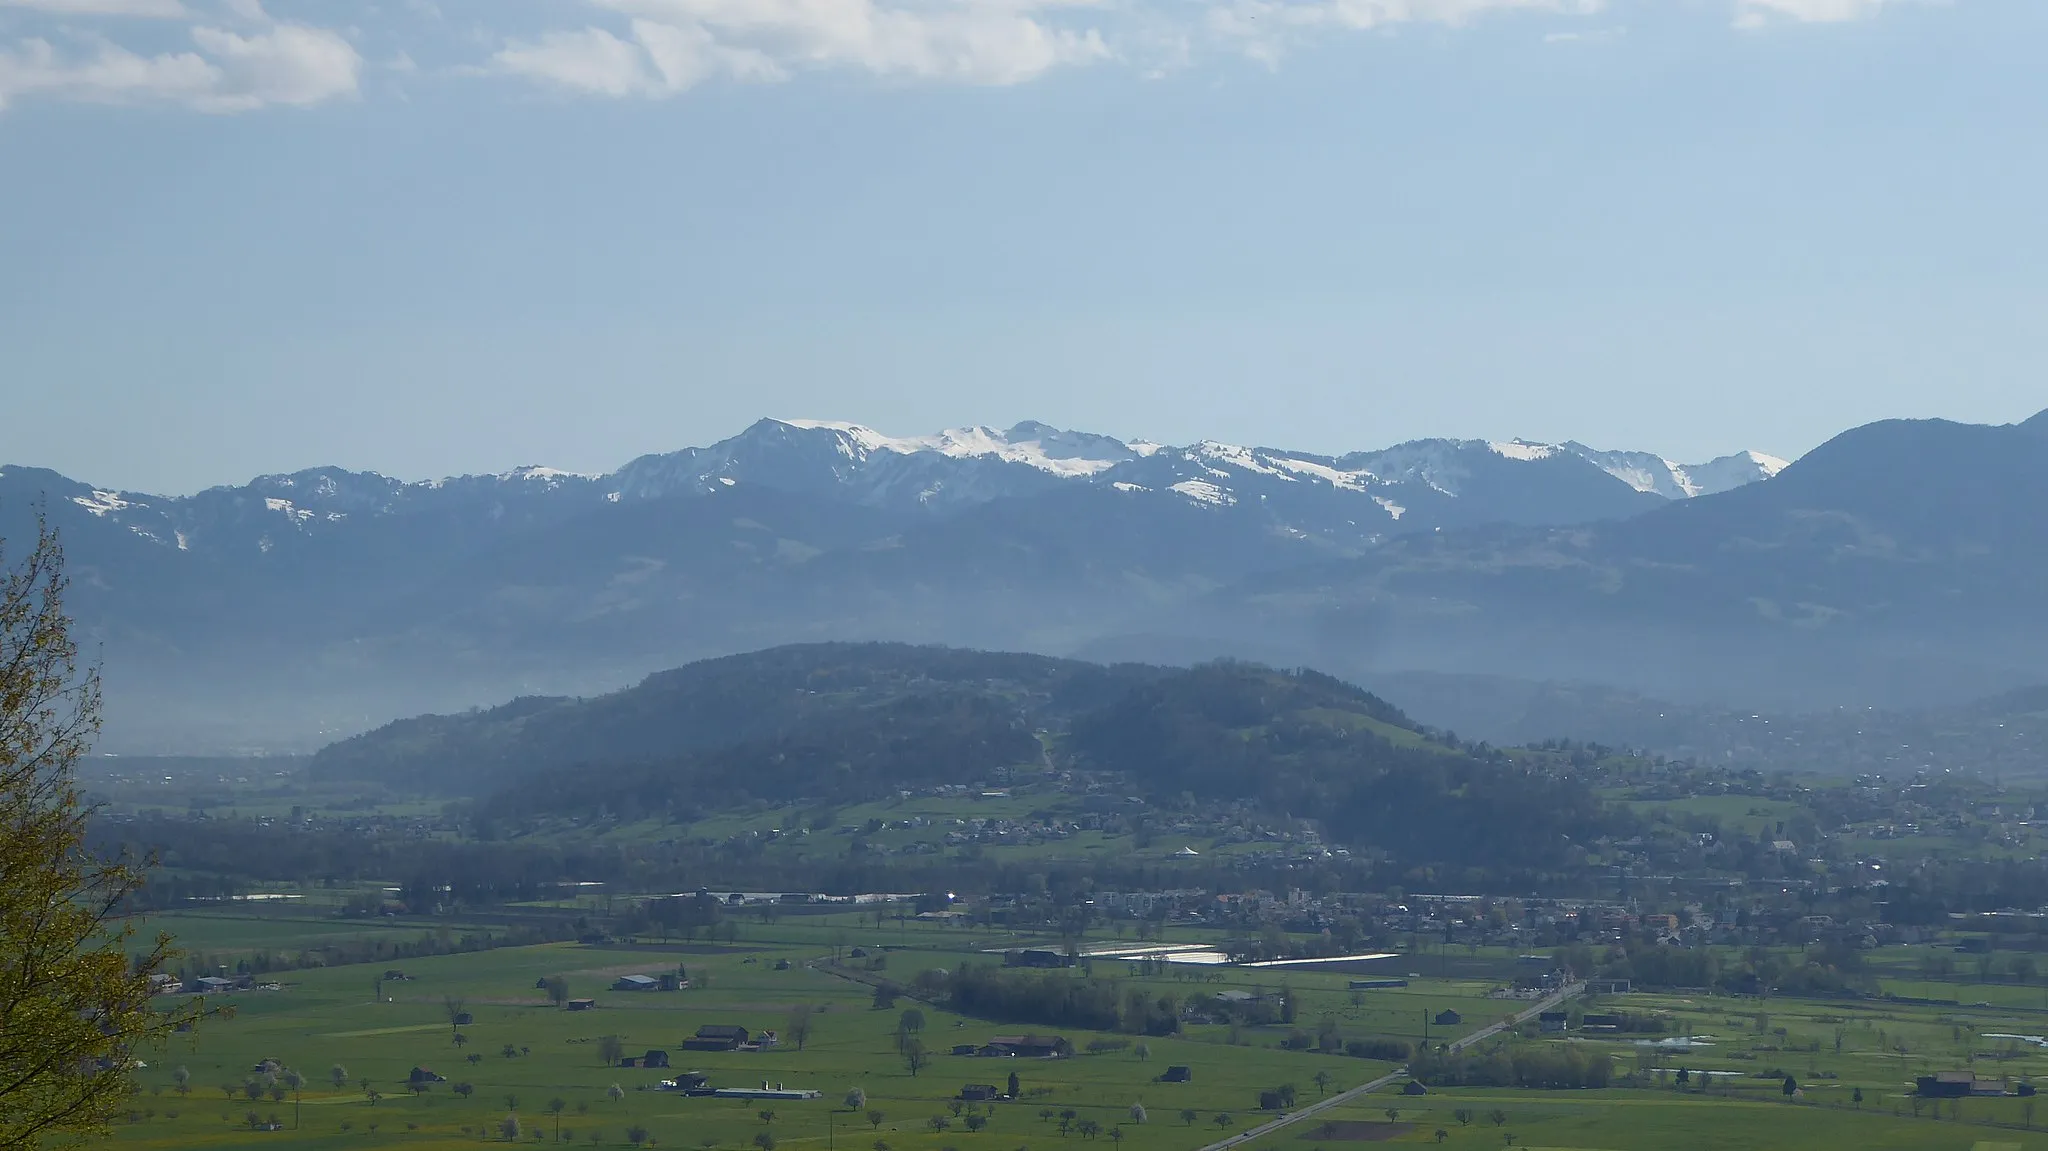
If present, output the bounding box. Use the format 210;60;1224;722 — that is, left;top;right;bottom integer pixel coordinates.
1008;1071;1021;1099
549;1098;568;1142
1384;1107;1400;1124
845;1088;867;1112
545;978;570;1008
867;1109;886;1130
902;1039;928;1077
0;518;201;1146
171;1067;191;1096
1435;1130;1448;1144
1129;1103;1146;1124
1454;1108;1473;1126
444;995;468;1035
454;1083;475;1100
897;1008;925;1051
1314;1070;1332;1098
787;1004;816;1051
1179;1109;1197;1126
965;1113;988;1133
330;1065;349;1091
607;1084;626;1105
1108;1126;1124;1145
758;1109;776;1126
453;1033;470;1050
1852;1087;1864;1109
501;1114;521;1142
1488;1109;1507;1127
599;1035;625;1067
1133;1042;1150;1062
928;1115;951;1134
1214;1113;1233;1129
1782;1075;1798;1099
751;1134;772;1151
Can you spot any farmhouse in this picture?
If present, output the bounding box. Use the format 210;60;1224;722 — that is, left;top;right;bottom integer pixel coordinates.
566;999;596;1012
1918;1072;2009;1098
613;975;660;992
659;1072;711;1093
684;1025;750;1052
408;1067;446;1085
641;1050;670;1069
960;1084;1002;1101
1538;1011;1570;1034
1160;1066;1193;1083
1433;1010;1462;1027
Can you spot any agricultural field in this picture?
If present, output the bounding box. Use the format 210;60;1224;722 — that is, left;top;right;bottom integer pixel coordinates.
103;908;2048;1151
111;917;1392;1151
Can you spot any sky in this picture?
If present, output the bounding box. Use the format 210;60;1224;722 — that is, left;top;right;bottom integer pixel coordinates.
2;0;2044;494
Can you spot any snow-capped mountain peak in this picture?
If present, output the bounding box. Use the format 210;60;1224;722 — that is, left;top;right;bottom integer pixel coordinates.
1562;442;1789;499
777;418;1137;477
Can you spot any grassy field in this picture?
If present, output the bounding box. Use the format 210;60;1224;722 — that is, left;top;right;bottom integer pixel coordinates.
100;916;2048;1150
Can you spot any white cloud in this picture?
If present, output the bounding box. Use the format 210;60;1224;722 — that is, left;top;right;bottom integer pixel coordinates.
0;0;186;16
187;22;362;110
0;0;1969;113
0;16;360;111
495;0;1114;97
1206;0;1605;62
1732;0;1911;27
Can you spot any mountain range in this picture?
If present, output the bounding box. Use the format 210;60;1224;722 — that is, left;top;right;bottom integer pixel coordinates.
5;410;2040;753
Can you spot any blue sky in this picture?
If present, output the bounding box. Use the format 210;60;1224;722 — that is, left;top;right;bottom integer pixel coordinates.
2;0;2043;493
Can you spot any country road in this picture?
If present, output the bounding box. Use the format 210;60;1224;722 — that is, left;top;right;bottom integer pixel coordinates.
1192;982;1586;1151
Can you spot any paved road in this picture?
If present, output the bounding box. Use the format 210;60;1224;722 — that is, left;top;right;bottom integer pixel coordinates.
1192;982;1586;1151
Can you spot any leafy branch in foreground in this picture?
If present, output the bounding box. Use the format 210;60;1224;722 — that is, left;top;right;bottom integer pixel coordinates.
0;515;206;1145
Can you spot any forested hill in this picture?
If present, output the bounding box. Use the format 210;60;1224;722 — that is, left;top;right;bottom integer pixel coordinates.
1068;663;1610;871
312;643;1165;791
318;644;1620;873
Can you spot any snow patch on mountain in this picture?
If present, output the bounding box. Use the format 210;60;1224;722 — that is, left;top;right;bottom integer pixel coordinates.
72;490;135;517
1489;440;1558;462
1170;479;1234;506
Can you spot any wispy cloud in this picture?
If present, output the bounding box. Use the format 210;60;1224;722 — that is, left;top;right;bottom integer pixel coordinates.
1204;0;1605;64
495;1;1113;96
0;0;188;16
0;4;360;112
1732;0;1914;27
0;0;1963;113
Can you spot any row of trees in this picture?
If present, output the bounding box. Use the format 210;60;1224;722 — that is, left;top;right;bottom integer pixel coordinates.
1411;1043;1613;1090
944;966;1182;1036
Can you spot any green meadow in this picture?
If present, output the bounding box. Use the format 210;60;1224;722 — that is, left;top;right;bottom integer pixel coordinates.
105;911;2048;1151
